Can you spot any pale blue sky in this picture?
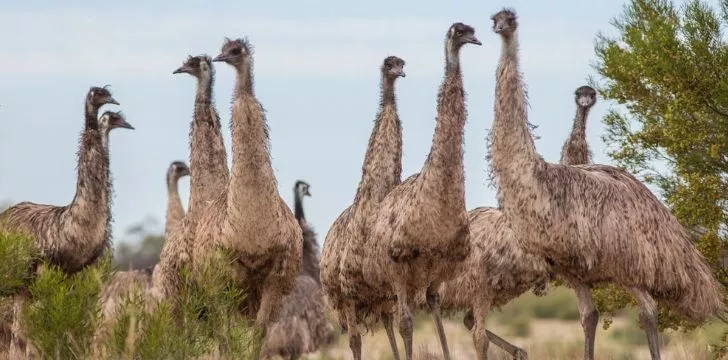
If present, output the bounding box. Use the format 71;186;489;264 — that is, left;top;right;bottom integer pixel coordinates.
1;0;636;246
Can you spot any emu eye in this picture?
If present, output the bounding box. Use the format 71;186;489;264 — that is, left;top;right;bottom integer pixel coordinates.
231;48;242;55
386;63;392;69
455;30;463;36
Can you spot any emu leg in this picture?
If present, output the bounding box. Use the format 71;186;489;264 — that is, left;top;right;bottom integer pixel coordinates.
574;284;599;360
396;286;414;360
426;286;451;360
383;312;401;360
631;288;661;360
345;306;362;360
484;330;528;360
9;296;25;360
471;304;490;360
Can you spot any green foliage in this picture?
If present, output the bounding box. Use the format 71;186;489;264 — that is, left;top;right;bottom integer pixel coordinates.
22;255;110;360
104;251;262;360
0;228;38;297
594;0;728;333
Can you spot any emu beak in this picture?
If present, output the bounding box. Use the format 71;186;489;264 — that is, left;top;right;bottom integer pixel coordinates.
173;65;194;75
468;35;482;45
212;53;232;62
397;69;406;77
117;120;135;130
106;96;119;105
305;189;311;197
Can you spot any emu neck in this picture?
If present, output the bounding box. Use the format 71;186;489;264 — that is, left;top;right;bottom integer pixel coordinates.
195;73;214;104
420;45;466;204
490;33;542;194
166;176;185;231
68;128;109;224
559;106;591;165
188;71;229;232
228;64;277;223
85;101;99;130
354;75;402;205
234;59;254;96
294;193;305;223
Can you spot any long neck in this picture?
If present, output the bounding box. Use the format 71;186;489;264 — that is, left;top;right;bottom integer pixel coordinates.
234;58;254;96
85;101;99;130
419;43;466;203
165;176;185;232
68;128;110;223
227;60;278;222
354;75;403;204
294;191;305;223
559;106;592;165
489;33;542;193
188;71;229;229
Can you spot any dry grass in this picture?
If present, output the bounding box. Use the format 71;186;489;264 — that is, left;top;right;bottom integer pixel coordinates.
296;287;727;360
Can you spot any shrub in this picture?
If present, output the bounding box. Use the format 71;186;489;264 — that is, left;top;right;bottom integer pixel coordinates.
0;228;38;297
104;251;262;360
22;255;110;359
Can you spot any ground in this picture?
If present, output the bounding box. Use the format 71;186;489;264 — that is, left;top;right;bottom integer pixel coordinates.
303;287;726;360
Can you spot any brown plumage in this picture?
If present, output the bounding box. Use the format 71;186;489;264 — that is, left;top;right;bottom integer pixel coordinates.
164;161;190;234
7;108;133;359
260;276;334;360
106;161;188;314
361;24;481;360
260;181;334;359
192;38;303;328
151;55;230;302
488;9;723;360
434;207;550;359
99;268;153;320
433;85;596;359
95;161;188;355
559;85;597;166
321;56;406;360
293;180;320;282
1;88;124;273
173;54;230;260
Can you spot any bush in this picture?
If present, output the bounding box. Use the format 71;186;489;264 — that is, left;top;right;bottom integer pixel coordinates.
22;255;110;359
104;251;262;360
0;228;38;297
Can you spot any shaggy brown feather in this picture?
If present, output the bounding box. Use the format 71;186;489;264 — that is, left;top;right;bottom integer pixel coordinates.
320;56;405;360
434;207;550;358
292;181;320;282
360;24;480;360
5;107;131;359
193;38;302;327
152;56;230;302
175;55;229;261
164;161;190;234
559;85;596;166
260;276;334;359
488;8;723;359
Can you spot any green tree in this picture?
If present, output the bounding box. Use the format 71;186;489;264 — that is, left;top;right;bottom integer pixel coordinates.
593;0;727;332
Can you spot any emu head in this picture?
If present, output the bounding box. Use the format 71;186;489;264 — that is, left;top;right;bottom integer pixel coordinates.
87;85;119;108
574;86;597;109
213;37;252;67
447;23;482;49
382;56;406;79
167;161;190;182
98;111;133;133
294;180;311;198
173;55;214;80
492;8;518;35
